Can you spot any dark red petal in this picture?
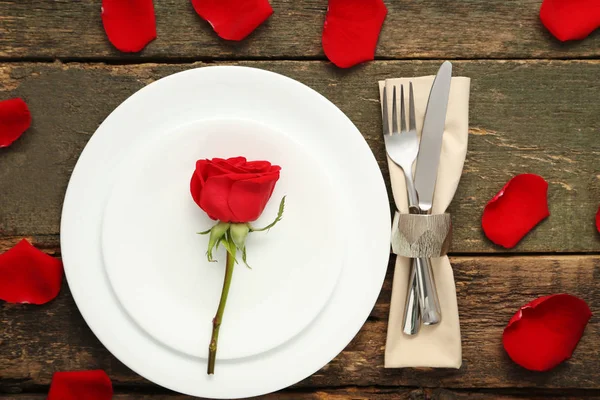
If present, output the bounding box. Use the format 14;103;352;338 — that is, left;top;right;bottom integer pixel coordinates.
481;174;549;249
101;0;156;52
596;205;600;233
540;0;600;42
0;98;32;148
191;0;273;41
48;370;113;400
503;294;592;371
0;239;63;304
322;0;388;68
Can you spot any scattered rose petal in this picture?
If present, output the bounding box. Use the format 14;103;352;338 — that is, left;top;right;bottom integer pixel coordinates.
482;174;549;248
101;0;156;52
0;98;32;148
322;0;388;68
596;205;600;233
503;294;592;371
0;239;63;304
191;0;273;41
48;370;113;400
540;0;600;41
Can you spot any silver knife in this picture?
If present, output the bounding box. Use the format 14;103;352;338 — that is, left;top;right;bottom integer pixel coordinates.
415;61;452;213
403;61;452;331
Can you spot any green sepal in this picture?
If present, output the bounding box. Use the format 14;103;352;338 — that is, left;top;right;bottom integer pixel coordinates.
230;223;250;249
241;246;251;270
220;232;238;264
230;223;251;269
250;196;286;233
206;222;230;262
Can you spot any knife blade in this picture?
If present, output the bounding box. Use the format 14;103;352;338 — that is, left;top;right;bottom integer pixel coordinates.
414;61;452;212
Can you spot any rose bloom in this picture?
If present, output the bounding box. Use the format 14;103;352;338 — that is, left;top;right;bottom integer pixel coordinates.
190;157;281;223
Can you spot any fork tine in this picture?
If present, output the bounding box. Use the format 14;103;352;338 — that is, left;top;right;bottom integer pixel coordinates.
409;82;416;132
392;86;398;134
382;86;390;136
400;84;406;133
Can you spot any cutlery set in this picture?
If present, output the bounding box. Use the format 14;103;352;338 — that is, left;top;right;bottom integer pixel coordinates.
382;61;453;335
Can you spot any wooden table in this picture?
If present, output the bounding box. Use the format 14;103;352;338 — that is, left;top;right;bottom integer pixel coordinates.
1;1;599;399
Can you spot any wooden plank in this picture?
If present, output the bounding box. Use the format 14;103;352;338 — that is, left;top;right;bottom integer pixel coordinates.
1;388;599;399
1;1;599;60
1;60;599;252
0;256;598;391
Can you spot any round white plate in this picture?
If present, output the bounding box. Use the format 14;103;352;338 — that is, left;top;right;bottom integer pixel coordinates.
61;66;390;399
101;118;346;359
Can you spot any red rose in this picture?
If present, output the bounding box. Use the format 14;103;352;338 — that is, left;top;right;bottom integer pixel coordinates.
190;157;281;223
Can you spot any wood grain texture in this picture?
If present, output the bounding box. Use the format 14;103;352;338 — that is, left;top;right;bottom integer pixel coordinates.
0;256;598;392
1;60;599;252
1;388;599;400
0;1;599;60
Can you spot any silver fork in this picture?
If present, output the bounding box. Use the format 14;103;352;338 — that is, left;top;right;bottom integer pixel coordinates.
382;83;422;334
383;84;420;214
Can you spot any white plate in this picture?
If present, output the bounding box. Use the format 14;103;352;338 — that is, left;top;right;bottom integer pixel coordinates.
61;66;390;399
101;118;346;359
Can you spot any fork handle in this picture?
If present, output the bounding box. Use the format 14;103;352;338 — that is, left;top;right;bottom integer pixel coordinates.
404;170;420;214
402;260;421;335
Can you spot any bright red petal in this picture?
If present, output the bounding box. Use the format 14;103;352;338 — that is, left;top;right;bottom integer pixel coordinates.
322;0;388;68
596;205;600;233
0;98;32;148
200;174;239;221
191;0;273;41
229;170;280;222
190;170;204;207
101;0;156;52
540;0;600;42
225;156;248;167
481;174;549;248
503;294;592;371
48;370;113;400
0;239;63;304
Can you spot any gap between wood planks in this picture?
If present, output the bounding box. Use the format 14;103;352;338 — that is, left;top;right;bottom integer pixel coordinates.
2;385;600;398
1;56;600;65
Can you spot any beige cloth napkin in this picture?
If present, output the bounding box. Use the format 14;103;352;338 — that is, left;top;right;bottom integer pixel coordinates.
378;75;470;368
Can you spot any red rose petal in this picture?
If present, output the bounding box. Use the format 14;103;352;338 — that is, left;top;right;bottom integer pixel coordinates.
596;205;600;233
48;370;113;400
229;169;280;222
101;0;156;52
0;239;63;304
0;98;32;148
322;0;388;68
482;174;549;248
191;157;281;223
191;0;273;41
200;173;239;221
503;294;592;371
540;0;600;42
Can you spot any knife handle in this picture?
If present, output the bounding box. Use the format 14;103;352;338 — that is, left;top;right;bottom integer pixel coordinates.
414;257;441;325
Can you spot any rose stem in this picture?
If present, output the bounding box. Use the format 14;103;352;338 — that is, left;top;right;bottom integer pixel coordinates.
207;236;236;375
